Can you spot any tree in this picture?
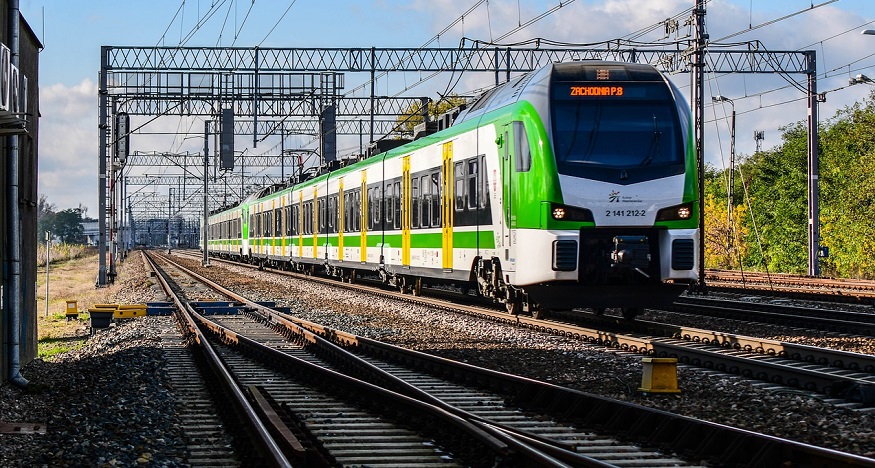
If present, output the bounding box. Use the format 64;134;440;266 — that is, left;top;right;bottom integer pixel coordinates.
395;94;468;137
37;194;56;242
51;208;85;244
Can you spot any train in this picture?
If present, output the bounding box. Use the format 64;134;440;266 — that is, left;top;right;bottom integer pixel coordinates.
205;61;699;319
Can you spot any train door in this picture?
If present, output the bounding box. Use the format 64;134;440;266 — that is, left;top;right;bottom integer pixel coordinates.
312;187;319;259
280;195;286;258
360;172;368;263
298;192;304;259
500;125;514;267
402;156;412;266
338;178;345;262
441;142;454;270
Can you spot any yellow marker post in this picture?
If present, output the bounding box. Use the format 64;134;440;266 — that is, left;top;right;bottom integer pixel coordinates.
638;358;681;393
65;300;78;320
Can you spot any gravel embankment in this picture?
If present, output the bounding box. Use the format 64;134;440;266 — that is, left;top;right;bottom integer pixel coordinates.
2;252;874;465
0;254;185;467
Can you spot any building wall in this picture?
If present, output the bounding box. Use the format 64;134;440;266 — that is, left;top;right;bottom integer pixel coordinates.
1;3;41;384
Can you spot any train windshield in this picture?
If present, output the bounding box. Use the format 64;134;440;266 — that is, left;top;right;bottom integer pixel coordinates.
551;82;685;183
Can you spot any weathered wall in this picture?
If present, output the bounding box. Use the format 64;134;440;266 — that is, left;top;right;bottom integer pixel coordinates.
1;2;41;383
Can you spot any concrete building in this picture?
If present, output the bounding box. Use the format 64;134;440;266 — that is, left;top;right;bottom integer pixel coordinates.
1;2;41;385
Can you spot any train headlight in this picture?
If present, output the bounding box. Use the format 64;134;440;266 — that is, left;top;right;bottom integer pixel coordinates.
656;202;694;222
550;203;594;222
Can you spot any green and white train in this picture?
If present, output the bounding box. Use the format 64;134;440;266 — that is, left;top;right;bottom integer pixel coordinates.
205;61;699;319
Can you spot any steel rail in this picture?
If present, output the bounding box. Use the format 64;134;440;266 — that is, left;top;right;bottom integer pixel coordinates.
169;250;875;465
669;296;875;335
155;252;607;466
183;251;875;404
142;253;293;468
280;307;875;467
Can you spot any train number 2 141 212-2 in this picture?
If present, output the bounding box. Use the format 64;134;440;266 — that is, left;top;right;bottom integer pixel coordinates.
605;209;646;217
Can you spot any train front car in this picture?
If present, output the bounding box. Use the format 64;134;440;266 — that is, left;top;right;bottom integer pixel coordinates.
472;61;699;319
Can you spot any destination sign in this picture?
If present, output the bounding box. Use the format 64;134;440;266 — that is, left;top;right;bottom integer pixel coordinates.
570;86;624;97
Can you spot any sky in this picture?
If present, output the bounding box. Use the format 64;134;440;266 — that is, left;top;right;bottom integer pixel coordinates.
18;0;875;217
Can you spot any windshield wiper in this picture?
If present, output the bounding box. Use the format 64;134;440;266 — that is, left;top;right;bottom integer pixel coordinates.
640;115;660;167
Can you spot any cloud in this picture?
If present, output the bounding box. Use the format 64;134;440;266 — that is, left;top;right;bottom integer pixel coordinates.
39;79;98;214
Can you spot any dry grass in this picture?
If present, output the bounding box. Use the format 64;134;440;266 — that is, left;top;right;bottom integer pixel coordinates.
36;251;126;359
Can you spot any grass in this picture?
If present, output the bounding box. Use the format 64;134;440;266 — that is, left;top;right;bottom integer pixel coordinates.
36;250;121;359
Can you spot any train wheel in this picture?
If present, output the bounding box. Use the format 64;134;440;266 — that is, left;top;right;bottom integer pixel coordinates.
506;297;522;315
348;270;357;284
397;276;408;294
622;307;642;320
531;305;549;320
412;277;422;296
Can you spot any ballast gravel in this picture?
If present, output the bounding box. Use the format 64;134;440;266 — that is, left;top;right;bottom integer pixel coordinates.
2;252;873;465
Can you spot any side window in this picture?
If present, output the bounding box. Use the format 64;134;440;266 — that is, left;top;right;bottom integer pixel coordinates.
431;171;441;227
375;187;382;230
344;193;351;233
385;182;394;228
411;176;420;228
393;181;401;230
467;159;478;210
479;154;489;209
354;190;361;232
332;195;339;234
454;161;464;211
275;208;282;236
420;175;430;228
514;121;531;172
318;198;325;232
292;205;299;236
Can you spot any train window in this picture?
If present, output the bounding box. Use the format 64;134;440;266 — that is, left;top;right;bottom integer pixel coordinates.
467;159;478;209
351;190;362;232
343;192;352;232
454;162;464;211
393;181;401;230
479;154;489;209
384;182;394;229
431;171;441;226
292;205;299;236
367;187;375;230
420;175;430;227
308;201;314;235
275;208;282;236
514;121;532;172
317;198;324;232
411;176;420;228
249;214;254;237
329;196;337;234
266;211;273;237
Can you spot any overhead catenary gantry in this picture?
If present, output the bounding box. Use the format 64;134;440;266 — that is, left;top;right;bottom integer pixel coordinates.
97;34;821;285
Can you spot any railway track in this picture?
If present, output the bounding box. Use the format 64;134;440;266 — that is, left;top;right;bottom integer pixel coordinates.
179;250;875;408
668;295;875;336
707;269;875;304
149;252;641;466
156;250;875;466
